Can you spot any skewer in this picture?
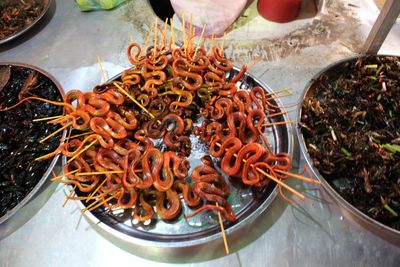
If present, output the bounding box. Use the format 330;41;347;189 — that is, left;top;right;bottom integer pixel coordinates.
35;147;61;161
63;185;77;207
223;120;294;134
247;56;262;72
76;170;123;176
220;32;226;53
67;140;97;164
181;13;187;56
266;111;287;118
62;126;74;146
265;93;292;101
86;177;109;203
189;14;193;53
153;17;158;59
47;115;71;124
83;191;120;213
216;202;230;254
32;115;63;122
97;55;107;83
139;30;153;59
170;18;175;48
50;169;80;181
266;88;292;97
274;169;321;184
61;131;93;141
130;33;134;43
113;82;159;122
214;142;305;200
162;17;168;48
210;33;216;56
262;120;294;127
40;122;72;143
194;24;207;57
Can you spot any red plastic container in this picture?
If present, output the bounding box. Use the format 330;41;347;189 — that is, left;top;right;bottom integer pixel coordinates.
257;0;302;23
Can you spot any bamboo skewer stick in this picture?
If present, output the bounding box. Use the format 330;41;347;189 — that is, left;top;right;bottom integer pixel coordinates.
170;18;175;48
220;32;226;53
262;120;294;127
194;24;207;57
76;171;123;176
86;177;109;203
67;140;97;164
266;88;292;97
83;191;120;214
189;14;193;53
32;115;63;122
216;202;230;254
113;82;159;122
61;131;93;141
97;55;107;83
182;13;187;56
274;169;320;184
40;122;72;143
247;56;262;72
162;17;168;48
50;169;80;181
139;30;153;59
153;17;158;59
63;185;77;207
266;111;287;118
265;93;292;101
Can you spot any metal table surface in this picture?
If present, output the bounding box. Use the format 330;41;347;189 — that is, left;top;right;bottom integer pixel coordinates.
0;0;399;266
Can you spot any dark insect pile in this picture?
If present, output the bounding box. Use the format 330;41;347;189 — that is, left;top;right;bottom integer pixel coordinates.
0;0;45;41
300;56;400;230
0;65;62;218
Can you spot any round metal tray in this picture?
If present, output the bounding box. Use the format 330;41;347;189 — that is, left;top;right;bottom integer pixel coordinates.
64;67;293;254
296;55;400;246
0;62;66;224
0;0;52;45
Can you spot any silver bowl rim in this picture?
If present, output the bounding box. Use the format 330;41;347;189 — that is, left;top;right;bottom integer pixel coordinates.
295;54;400;239
0;61;66;225
0;0;53;46
62;66;294;248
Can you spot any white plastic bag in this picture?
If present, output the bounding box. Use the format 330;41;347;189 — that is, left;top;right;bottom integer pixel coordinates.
170;0;248;36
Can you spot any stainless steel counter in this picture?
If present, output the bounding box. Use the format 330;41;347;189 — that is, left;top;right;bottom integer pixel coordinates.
0;0;399;266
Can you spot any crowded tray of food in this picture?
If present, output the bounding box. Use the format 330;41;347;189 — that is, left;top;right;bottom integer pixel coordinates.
0;63;64;223
298;55;400;243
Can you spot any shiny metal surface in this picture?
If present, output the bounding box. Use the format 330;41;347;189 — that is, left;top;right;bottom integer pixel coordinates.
62;67;293;255
0;62;66;225
296;55;400;246
0;1;400;266
0;0;52;45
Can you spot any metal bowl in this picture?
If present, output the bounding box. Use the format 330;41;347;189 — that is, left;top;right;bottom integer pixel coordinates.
0;0;52;45
296;55;400;246
0;62;66;225
63;66;294;258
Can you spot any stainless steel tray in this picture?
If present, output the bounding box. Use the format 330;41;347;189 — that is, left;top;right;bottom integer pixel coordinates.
0;0;52;45
296;55;400;246
0;62;66;224
63;66;294;257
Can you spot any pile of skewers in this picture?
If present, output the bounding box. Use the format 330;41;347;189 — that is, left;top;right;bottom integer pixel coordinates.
4;18;319;228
